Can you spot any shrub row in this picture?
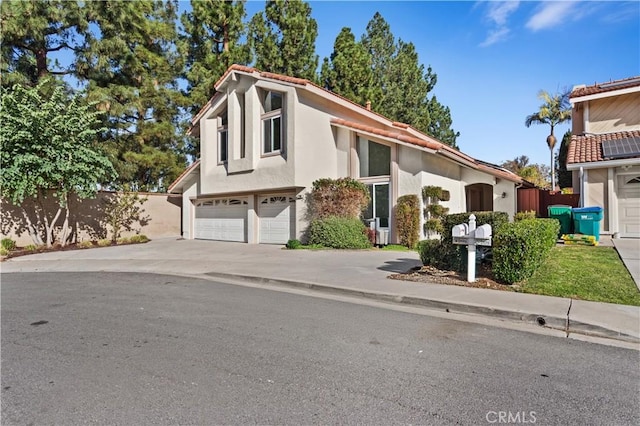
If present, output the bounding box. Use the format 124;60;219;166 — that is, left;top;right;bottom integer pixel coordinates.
492;219;560;284
395;194;420;249
308;216;372;249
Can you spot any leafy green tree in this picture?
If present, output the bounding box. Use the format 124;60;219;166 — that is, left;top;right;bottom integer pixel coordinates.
248;0;318;80
525;90;571;190
180;0;251;114
556;130;572;189
500;155;531;174
320;27;374;106
0;80;116;247
77;0;186;191
0;0;87;87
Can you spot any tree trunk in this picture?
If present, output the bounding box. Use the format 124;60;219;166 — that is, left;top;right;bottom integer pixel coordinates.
20;207;44;246
59;194;71;247
36;47;48;79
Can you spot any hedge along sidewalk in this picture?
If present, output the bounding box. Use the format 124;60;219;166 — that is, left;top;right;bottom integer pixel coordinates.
518;245;640;306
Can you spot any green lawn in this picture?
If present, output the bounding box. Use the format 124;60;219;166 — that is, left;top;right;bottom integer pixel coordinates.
519;245;640;306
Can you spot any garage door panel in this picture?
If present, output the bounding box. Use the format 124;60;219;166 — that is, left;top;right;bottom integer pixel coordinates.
618;175;640;238
259;195;295;244
194;199;248;242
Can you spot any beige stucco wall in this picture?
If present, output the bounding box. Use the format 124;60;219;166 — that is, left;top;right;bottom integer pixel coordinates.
585;168;609;233
1;192;181;247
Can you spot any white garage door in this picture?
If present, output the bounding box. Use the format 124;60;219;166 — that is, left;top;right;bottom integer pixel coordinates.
259;195;296;244
618;175;640;238
194;198;248;242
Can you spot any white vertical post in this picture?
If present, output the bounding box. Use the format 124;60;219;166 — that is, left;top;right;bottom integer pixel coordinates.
467;214;476;283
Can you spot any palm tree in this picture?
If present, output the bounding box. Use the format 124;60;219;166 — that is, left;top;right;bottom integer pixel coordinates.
525;90;571;190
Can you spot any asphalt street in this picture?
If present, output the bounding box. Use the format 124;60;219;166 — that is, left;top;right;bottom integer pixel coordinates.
2;272;639;425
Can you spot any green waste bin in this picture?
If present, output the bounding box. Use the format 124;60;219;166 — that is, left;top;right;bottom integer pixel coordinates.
548;205;573;237
572;206;604;241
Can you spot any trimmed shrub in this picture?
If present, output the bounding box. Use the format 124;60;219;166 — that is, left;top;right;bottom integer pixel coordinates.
308;216;372;249
493;218;560;284
438;211;510;272
310;178;370;219
77;240;94;249
417;239;443;266
97;239;112;247
0;247;9;256
286;239;302;249
514;210;537;222
395;194;420;249
1;238;16;251
24;244;38;252
129;234;149;243
426;203;448;218
424;219;444;235
117;237;131;244
364;227;376;245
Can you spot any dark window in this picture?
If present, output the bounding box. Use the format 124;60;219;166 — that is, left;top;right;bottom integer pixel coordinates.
358;138;390;177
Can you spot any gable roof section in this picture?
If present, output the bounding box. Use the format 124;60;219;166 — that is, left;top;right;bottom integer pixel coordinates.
570;76;640;100
567;130;640;166
331;118;521;182
190;64;521;183
167;159;200;193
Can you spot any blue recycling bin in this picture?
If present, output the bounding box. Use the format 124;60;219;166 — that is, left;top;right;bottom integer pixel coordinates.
572;206;604;241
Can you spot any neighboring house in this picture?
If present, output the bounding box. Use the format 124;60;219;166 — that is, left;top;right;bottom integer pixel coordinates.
568;76;640;238
168;65;521;244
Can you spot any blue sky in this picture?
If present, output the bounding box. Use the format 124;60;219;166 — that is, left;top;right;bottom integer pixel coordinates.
237;0;639;168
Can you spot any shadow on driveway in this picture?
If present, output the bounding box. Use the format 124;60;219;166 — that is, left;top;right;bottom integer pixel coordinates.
377;258;422;273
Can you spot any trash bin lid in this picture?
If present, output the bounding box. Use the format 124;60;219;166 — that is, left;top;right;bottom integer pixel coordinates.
572;206;603;213
548;205;572;214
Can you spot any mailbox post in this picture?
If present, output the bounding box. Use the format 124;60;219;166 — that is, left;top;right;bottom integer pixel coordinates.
451;214;492;282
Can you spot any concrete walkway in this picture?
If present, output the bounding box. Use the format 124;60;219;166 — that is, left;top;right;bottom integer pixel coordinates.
2;238;639;345
612;238;640;290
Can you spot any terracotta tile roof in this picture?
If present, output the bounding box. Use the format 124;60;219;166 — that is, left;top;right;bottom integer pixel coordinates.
567;130;640;164
570;76;640;98
167;159;200;193
331;118;521;182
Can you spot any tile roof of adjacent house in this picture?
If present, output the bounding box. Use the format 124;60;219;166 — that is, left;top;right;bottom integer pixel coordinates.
567;130;640;164
189;64;521;183
570;76;640;98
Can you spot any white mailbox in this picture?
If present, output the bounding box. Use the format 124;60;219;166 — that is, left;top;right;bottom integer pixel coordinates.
452;224;468;237
474;224;492;239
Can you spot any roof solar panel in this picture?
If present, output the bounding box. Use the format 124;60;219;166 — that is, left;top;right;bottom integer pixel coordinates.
602;136;640;159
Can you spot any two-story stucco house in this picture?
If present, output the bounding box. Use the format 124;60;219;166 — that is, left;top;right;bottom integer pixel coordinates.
568;76;640;238
168;65;521;244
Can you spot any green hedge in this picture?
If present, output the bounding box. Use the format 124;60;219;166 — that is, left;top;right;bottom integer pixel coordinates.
417;239;443;266
308;216;372;249
395;194;420;249
438;211;510;272
492;218;560;284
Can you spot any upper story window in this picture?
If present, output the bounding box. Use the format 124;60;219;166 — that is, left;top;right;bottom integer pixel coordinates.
357;138;390;177
218;111;228;164
260;90;283;155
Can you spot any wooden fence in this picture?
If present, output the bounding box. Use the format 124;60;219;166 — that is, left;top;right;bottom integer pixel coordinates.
517;188;580;218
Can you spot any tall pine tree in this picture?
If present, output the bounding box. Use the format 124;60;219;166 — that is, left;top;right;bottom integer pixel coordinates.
319;27;373;107
0;0;87;87
180;0;251;114
248;0;318;80
77;0;186;191
359;12;459;148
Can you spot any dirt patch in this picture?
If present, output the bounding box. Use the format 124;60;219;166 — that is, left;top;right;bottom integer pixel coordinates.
388;264;516;292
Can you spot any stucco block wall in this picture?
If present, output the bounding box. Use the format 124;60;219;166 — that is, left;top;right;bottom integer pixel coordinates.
1;192;181;247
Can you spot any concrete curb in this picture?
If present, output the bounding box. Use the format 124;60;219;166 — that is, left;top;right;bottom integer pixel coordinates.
204;271;640;344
